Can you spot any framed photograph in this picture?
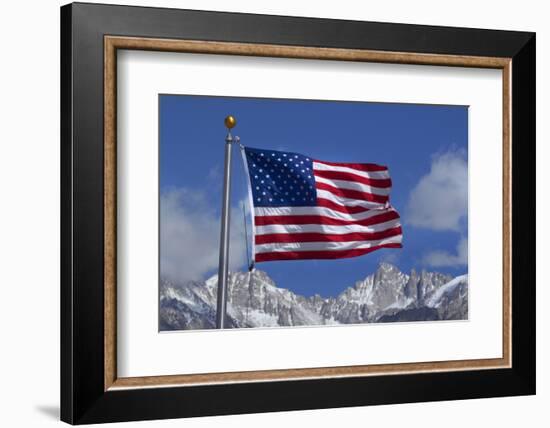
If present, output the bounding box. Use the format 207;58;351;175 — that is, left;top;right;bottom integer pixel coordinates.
61;2;535;424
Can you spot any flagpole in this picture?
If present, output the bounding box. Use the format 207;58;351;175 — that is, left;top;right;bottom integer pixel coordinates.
216;115;238;329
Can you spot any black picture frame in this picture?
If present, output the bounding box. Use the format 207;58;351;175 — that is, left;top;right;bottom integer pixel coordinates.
61;2;535;424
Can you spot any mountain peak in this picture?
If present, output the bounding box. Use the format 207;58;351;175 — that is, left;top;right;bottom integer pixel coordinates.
376;261;401;273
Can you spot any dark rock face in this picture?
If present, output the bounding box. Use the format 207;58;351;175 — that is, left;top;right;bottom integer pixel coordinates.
159;263;468;331
377;307;440;323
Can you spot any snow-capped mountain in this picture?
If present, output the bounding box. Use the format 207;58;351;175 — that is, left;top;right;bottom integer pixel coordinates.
159;263;468;331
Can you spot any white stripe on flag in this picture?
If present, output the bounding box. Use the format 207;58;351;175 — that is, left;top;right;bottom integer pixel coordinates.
313;175;391;196
255;219;401;235
254;206;393;221
316;189;386;209
313;161;390;180
255;235;403;254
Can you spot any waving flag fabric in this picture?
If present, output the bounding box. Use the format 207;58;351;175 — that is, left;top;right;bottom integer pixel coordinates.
242;146;403;263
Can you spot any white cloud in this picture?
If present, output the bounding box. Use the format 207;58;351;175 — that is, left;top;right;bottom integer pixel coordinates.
423;237;468;268
406;151;467;231
207;165;221;182
160;188;247;285
378;251;400;266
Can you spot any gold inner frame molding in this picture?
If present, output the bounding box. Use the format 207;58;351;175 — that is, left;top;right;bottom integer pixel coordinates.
104;35;512;391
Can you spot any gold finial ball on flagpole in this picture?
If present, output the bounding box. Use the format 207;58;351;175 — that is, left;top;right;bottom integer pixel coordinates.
224;115;237;129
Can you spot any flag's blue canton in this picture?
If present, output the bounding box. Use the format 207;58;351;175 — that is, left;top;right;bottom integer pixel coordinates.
244;147;317;207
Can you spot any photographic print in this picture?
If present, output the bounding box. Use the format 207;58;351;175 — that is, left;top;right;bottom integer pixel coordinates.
159;94;468;331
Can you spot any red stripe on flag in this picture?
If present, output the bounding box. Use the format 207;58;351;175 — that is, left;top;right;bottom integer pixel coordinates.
254;210;400;227
313;169;392;188
255;243;403;262
255;226;403;245
314;160;388;172
316;181;388;203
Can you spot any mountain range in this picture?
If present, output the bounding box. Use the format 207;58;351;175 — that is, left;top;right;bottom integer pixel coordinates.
160;262;468;331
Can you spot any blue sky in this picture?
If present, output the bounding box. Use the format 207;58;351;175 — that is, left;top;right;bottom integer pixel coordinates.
159;94;468;297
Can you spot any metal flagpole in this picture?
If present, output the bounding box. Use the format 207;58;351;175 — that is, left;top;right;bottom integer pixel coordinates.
216;115;238;329
242;201;251;271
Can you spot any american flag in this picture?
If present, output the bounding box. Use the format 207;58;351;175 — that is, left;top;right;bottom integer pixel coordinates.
241;146;403;263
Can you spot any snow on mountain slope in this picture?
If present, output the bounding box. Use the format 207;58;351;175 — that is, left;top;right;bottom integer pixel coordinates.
426;274;468;308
